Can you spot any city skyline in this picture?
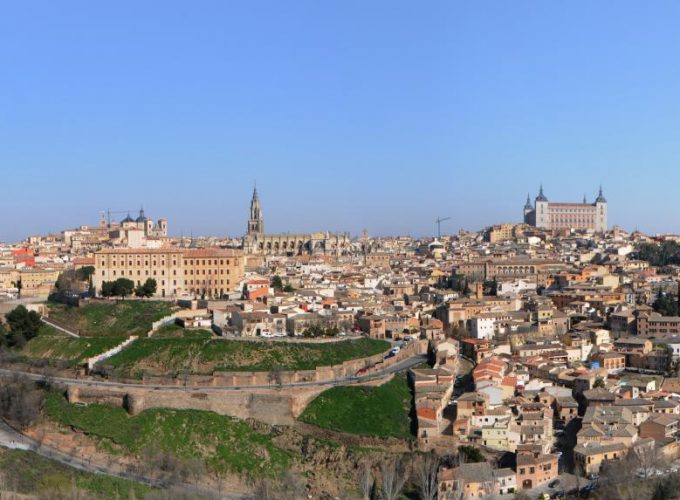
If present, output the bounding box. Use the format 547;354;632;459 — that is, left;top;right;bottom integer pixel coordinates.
1;182;630;244
5;1;680;240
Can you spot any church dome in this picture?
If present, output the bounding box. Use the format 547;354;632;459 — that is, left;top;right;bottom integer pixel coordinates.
135;208;148;223
121;213;134;224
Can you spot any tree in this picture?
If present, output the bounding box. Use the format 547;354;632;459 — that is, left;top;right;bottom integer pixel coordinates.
283;284;295;292
271;275;283;291
457;445;484;463
4;305;42;347
55;269;80;297
142;278;157;298
76;265;95;282
134;283;146;298
0;375;44;429
11;279;22;298
112;278;134;299
415;452;439;500
654;291;679;316
380;457;408;500
593;377;606;388
100;281;114;297
482;279;497;296
268;365;283;388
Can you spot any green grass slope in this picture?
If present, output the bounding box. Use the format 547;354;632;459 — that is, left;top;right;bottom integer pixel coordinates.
299;374;414;439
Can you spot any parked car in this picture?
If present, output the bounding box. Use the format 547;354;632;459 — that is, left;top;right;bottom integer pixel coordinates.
549;479;560;488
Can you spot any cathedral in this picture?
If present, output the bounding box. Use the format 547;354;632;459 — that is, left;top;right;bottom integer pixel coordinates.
523;185;608;232
241;187;352;256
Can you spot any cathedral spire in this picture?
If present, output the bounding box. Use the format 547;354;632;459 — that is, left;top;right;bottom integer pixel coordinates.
248;183;264;235
595;185;607;203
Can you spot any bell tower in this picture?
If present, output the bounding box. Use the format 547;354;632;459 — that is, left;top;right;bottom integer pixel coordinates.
248;184;264;235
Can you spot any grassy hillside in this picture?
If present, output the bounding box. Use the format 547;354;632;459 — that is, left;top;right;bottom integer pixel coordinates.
299;375;414;439
47;301;174;337
0;447;151;499
22;335;123;365
104;337;390;378
44;391;292;477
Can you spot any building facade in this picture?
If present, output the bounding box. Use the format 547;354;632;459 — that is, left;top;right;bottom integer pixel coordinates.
523;186;608;231
93;247;244;298
241;187;351;256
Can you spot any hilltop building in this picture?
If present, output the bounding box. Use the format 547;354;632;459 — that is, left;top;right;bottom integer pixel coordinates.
242;186;351;256
523;186;607;232
93;247;244;299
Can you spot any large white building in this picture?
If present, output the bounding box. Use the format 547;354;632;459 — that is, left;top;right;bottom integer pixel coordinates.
523;186;608;232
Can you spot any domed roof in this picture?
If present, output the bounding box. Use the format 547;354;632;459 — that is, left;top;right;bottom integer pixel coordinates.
135;208;148;223
595;186;607;203
121;213;134;224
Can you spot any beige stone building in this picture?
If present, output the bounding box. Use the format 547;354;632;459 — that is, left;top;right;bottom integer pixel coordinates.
94;247;244;299
242;186;351;256
523;185;608;232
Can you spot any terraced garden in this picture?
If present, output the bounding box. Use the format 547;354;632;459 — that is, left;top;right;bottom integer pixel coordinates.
46;300;174;337
102;337;390;378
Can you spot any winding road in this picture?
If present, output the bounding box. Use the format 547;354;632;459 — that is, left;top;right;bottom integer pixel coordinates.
0;354;428;392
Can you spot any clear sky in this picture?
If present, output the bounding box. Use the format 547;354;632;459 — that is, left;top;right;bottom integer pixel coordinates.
2;1;680;242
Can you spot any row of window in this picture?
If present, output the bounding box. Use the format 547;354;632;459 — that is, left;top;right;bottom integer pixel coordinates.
102;259;232;267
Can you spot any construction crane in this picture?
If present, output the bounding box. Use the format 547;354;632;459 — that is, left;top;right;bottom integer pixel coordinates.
435;216;451;239
105;209;134;226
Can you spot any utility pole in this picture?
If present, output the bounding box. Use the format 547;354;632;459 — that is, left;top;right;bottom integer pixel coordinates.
435;216;451;239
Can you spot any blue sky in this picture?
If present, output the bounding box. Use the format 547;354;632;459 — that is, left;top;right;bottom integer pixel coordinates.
2;1;680;242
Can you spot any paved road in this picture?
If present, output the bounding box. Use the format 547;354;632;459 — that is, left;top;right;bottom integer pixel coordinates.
0;354;427;392
0;420;249;499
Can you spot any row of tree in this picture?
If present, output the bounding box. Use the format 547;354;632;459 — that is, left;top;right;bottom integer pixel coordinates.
100;278;157;299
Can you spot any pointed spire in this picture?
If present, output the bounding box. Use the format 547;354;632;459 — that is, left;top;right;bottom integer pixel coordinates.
595;185;607;203
252;180;258;200
524;193;533;210
583;194;587;204
536;184;548;202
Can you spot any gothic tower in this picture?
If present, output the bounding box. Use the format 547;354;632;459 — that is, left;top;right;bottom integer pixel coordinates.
248;185;264;235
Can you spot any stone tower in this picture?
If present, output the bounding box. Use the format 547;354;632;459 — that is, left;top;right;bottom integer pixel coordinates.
534;184;549;228
248;185;264;236
594;186;608;232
